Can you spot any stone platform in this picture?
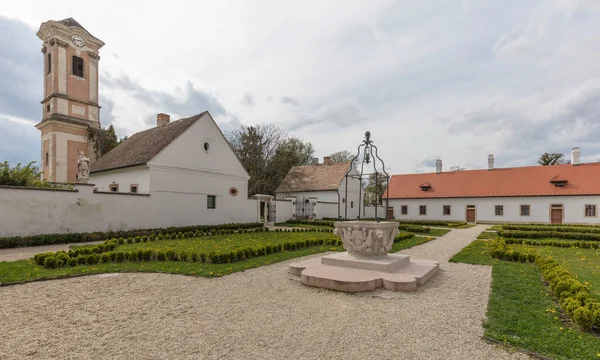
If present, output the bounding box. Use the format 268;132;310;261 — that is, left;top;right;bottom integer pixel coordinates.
289;252;439;292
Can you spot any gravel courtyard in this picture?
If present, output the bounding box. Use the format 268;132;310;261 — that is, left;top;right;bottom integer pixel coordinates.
0;225;528;360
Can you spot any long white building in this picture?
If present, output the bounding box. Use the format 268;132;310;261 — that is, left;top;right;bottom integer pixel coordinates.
386;149;600;225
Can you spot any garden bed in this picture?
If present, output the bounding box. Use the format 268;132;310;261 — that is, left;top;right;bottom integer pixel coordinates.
450;240;600;359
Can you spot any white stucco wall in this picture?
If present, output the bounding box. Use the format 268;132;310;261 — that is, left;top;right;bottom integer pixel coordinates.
315;202;340;219
90;165;151;193
389;196;600;224
0;184;258;237
275;200;294;223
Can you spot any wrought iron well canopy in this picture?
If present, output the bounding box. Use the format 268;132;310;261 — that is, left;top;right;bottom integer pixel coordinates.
342;131;390;221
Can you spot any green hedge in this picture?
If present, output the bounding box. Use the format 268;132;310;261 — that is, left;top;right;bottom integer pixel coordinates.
502;225;600;234
397;220;467;227
286;220;431;234
37;236;342;268
500;223;600;228
504;237;600;249
489;238;600;331
397;224;430;233
0;222;264;249
498;230;600;241
283;220;335;227
34;228;416;269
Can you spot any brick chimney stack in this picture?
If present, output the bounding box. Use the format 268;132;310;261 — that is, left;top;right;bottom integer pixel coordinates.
157;113;170;127
323;156;332;165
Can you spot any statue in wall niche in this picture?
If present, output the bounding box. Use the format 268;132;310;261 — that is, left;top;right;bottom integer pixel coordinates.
76;150;90;183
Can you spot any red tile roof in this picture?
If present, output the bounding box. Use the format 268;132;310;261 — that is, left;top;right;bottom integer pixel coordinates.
385;162;600;199
276;161;351;193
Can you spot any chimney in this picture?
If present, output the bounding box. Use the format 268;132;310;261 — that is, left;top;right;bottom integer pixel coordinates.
157;113;170;127
311;158;319;165
488;154;494;171
571;147;581;166
323;156;332;165
435;159;442;174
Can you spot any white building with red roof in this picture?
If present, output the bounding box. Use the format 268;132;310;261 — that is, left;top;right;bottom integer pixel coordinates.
385;148;600;224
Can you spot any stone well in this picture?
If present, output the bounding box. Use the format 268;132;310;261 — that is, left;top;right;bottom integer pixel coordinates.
289;221;439;292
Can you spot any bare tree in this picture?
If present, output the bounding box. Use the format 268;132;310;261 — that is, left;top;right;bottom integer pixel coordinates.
329;150;354;163
226;125;314;196
538;153;566;166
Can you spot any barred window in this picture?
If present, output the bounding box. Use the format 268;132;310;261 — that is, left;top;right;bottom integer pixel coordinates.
520;205;530;216
443;205;451;215
401;205;408;215
495;205;503;216
207;195;216;209
585;205;597;217
419;205;427;215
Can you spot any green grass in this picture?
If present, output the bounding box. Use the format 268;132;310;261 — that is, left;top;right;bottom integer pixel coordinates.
417;228;450;237
117;231;335;253
274;223;333;230
489;225;504;231
450;241;600;359
477;231;498;240
508;244;600;301
0;234;434;285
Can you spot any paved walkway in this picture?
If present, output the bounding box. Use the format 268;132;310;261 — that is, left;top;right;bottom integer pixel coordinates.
0;241;103;262
0;225;528;360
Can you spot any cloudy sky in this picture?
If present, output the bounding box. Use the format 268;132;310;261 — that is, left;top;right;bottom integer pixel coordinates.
1;0;599;173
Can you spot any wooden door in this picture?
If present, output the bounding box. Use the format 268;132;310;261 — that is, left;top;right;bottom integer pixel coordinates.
387;207;394;220
551;209;563;224
466;209;476;223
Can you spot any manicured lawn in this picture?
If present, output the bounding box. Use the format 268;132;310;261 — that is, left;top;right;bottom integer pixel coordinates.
477;231;498;240
274;223;333;230
118;231;335;253
420;228;450;237
450;240;600;359
508;244;600;301
0;233;434;285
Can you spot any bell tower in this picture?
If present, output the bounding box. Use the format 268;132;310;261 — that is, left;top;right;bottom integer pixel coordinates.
35;18;104;183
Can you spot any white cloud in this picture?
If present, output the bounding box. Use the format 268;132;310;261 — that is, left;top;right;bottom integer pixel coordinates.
1;1;600;173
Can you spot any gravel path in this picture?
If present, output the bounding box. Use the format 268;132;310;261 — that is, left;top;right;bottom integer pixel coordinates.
0;225;528;360
0;241;103;262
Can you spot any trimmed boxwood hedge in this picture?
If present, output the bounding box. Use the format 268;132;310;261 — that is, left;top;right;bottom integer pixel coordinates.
34;228;416;269
498;230;600;241
504;237;600;249
490;238;600;331
397;220;467;227
502;225;600;234
0;222;264;249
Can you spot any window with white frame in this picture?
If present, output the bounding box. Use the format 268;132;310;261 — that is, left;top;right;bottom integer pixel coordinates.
495;205;503;216
401;205;408;215
585;204;597;217
419;205;427;215
443;205;451;215
207;195;216;209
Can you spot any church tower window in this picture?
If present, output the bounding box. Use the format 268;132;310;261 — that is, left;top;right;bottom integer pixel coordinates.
47;54;51;74
72;56;84;77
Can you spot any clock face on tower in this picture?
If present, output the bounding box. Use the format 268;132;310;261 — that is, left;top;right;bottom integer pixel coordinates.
71;34;85;47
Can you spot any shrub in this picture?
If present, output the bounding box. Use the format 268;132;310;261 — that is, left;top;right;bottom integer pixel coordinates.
68;257;79;267
43;256;57;268
117;238;125;245
115;252;125;262
87;254;99;264
100;253;110;263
